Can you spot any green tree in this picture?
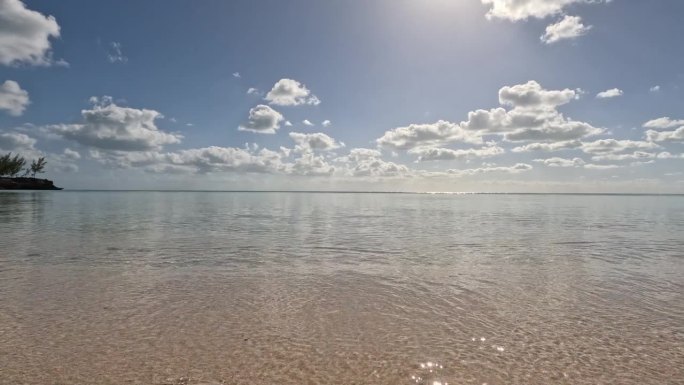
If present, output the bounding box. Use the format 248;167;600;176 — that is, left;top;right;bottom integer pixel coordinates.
0;153;26;177
0;153;10;176
30;157;47;178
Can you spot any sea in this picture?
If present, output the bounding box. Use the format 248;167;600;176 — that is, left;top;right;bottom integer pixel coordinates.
1;191;683;384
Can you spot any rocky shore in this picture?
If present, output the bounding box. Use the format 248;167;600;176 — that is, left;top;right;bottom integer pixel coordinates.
0;177;63;190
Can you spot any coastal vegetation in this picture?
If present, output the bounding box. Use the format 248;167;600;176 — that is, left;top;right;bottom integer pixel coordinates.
0;152;61;190
0;152;46;177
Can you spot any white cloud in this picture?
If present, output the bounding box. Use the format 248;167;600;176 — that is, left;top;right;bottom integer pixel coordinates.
511;140;581;152
656;152;684;160
446;163;533;177
246;87;260;95
0;0;62;66
541;15;592;44
409;145;505;162
322;120;332;127
583;163;620;170
645;127;684;142
532;157;622;170
534;157;585;167
596;88;623;99
335;148;410;177
643;117;684;129
343;148;382;161
378;82;599;152
63;148;80;160
498;80;578;108
0;131;43;161
91;145;289;175
284;120;293;127
264;78;320;106
501;118;597;142
107;42;127;63
590;151;656;162
377;120;483;151
47;98;182;151
232;72;241;78
289;132;343;153
302;119;314;126
481;0;586;21
0;80;29;116
580;139;660;154
0;131;36;151
649;85;660;92
0;131;78;173
460;81;601;142
238;104;284;134
88;143;414;179
291;153;335;176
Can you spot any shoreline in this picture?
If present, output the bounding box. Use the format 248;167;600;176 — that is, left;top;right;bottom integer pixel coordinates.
0;177;62;190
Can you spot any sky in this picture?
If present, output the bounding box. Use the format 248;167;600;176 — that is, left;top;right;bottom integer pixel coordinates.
1;0;683;192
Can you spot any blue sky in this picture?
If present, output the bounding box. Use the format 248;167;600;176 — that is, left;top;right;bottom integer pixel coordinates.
1;0;683;191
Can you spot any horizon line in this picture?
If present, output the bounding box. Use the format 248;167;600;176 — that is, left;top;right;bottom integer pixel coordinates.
11;189;684;196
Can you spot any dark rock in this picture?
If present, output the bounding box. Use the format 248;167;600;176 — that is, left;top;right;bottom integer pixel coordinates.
0;177;63;190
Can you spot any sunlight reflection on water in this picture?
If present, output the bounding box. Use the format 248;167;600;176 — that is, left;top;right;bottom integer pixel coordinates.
0;191;683;384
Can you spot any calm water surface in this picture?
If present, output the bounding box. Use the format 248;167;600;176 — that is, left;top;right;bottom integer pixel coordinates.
1;191;683;384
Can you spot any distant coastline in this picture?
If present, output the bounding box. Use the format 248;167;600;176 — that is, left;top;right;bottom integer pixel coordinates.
0;177;62;190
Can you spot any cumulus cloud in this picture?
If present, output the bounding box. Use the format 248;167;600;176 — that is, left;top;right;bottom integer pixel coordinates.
63;148;80;160
291;153;335;176
289;132;343;153
377;81;599;151
498;80;578;107
246;87;260;95
590;151;657;162
409;145;505;162
302;119;314;126
0;0;62;66
0;131;45;162
583;163;620;170
541;15;591;44
377;120;483;151
596;88;623;99
0;131;80;172
284;120;293;127
335;148;410;177
481;0;586;21
0;80;29;116
533;157;629;169
645;127;684;142
460;81;601;142
643;117;684;129
643;118;684;142
47;97;182;151
232;72;241;78
265;78;320;106
89;143;415;179
343;148;382;161
0;131;36;151
322;120;332;127
580;139;660;154
238;104;284;134
446;163;533;177
107;42;127;63
91;145;289;175
511;140;581;152
649;85;660;92
656;152;684;160
533;157;585;167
